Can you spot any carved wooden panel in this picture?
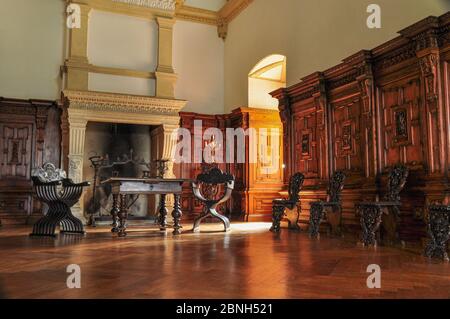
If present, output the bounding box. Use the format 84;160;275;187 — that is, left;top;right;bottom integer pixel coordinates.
0;98;60;224
178;108;284;222
293;107;319;179
332;97;363;176
0;124;32;180
379;81;424;169
271;13;449;238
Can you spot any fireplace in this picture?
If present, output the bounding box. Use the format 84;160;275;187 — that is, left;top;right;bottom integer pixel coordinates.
61;90;186;222
83;122;157;224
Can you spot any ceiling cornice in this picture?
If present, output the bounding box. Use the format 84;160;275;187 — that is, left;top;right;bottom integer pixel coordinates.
176;5;218;26
175;0;254;40
218;0;253;23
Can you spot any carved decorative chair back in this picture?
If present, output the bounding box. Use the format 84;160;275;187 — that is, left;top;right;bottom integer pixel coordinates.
328;171;346;203
195;167;234;190
287;172;305;203
31;163;67;183
384;164;409;202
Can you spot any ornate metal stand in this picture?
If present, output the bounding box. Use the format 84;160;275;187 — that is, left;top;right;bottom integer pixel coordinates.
424;205;450;261
30;163;89;237
309;171;346;238
270;172;305;233
192;168;234;232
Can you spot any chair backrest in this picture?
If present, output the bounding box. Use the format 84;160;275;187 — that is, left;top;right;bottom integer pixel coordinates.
384;164;409;202
328;171;346;202
287;172;305;203
196;167;234;185
31;163;66;183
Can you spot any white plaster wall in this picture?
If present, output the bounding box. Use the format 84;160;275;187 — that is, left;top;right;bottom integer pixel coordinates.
88;73;156;96
224;0;450;112
173;20;224;114
248;78;284;109
88;10;158;71
0;0;64;100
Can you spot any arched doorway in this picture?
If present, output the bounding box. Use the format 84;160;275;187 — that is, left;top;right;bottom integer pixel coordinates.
248;54;286;109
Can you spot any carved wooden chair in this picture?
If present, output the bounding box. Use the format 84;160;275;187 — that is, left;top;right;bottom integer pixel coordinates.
424;204;450;261
30;163;90;237
270;172;305;233
356;164;409;246
309;171;346;238
191;168;234;232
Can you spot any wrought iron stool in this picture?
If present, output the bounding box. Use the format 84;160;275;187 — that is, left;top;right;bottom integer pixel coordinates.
270;172;305;233
30;163;90;237
192;168;234;232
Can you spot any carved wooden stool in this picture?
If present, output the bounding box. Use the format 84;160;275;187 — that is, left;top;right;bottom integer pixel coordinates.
356;164;408;246
424;205;450;261
30;163;89;237
309;171;346;238
270;172;305;233
192;168;234;232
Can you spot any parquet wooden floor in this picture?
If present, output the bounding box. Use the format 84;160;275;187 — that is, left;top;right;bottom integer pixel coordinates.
0;223;448;299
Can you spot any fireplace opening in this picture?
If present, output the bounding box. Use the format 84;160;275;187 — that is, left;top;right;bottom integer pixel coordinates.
83;122;157;224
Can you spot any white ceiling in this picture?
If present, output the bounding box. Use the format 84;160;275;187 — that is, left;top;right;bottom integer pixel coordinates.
184;0;227;11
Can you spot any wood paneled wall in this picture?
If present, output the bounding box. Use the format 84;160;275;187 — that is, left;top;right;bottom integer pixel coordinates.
0;98;61;224
271;13;450;241
178;107;284;222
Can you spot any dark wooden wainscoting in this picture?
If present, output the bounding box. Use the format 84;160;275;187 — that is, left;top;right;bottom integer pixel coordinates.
0;98;61;224
271;13;450;243
177;107;284;222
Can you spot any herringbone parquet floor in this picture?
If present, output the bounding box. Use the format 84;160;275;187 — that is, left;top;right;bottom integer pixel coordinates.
0;223;448;299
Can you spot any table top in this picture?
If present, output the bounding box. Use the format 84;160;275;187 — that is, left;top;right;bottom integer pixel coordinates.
101;177;191;184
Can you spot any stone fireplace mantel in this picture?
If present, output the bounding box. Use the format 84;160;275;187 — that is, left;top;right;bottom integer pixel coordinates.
60;90;187;221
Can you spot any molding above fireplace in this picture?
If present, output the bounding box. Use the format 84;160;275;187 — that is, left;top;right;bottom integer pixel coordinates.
62;90;186;126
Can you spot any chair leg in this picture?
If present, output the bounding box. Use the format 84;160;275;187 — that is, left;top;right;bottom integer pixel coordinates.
309;202;323;238
60;212;85;234
270;205;284;233
210;208;231;232
30;203;66;237
193;210;209;233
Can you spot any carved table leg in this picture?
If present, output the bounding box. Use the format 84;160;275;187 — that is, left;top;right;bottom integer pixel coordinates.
158;194;168;231
309;202;324;238
270;205;285;233
359;205;382;247
172;194;182;235
110;193;120;233
118;194;128;237
424;207;450;261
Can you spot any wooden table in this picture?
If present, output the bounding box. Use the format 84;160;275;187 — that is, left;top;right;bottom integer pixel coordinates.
101;178;187;236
